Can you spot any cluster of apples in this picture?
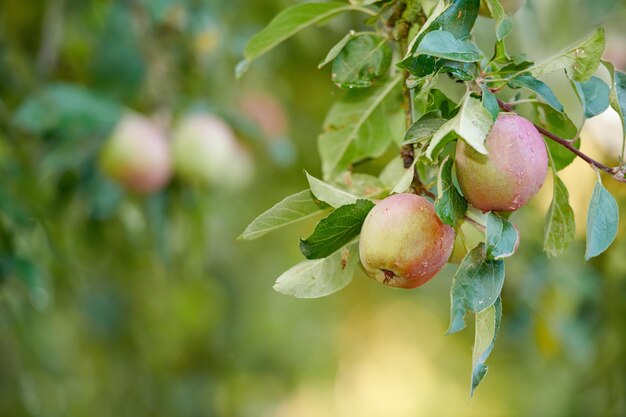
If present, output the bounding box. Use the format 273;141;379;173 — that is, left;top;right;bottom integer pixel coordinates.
99;112;254;194
359;114;547;289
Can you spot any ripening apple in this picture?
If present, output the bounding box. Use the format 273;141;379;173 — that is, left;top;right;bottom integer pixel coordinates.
479;0;525;16
359;193;455;289
100;114;172;193
455;113;548;212
172;113;254;189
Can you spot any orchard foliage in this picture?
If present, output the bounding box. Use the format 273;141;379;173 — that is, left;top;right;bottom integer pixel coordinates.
239;0;626;394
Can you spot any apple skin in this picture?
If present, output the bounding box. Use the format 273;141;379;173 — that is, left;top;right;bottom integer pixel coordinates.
359;193;455;289
100;114;172;194
172;113;254;189
479;0;525;16
455;113;548;212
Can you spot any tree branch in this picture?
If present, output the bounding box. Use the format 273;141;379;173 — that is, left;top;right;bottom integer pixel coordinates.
498;99;626;183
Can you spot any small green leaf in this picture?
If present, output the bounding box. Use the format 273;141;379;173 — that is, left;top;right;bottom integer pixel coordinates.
415;30;482;62
306;171;360;208
379;157;406;189
318;31;355;69
486;212;519;259
300;199;374;259
239;190;329;240
332;34;392;88
427;94;495;159
509;74;564;112
239;2;360;77
401;114;447;145
480;84;499;120
435;156;468;227
573;76;610;119
391;158;418;194
274;241;360;298
585;180;619;260
529;28;605;82
448;244;505;334
544;162;576;257
482;0;513;40
534;102;579;171
471;297;502;397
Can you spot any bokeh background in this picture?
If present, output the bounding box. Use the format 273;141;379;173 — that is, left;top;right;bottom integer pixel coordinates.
1;0;626;416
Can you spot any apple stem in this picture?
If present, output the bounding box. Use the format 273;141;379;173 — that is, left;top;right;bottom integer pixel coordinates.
498;99;626;183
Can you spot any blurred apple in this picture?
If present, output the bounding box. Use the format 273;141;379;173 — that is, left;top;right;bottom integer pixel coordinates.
172;113;254;189
582;107;624;160
100;113;171;194
239;93;288;139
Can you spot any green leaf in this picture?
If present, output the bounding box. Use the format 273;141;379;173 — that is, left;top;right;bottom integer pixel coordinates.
573;76;610;119
509;74;564;112
318;31;356;69
603;61;626;154
585;180;619;260
486;212;519;259
435;156;468;227
379;157;406;189
238;2;361;77
448;244;505;334
427;94;495;159
391;158;418;194
306;171;361;208
274;240;360;298
471;297;502;397
401;114;447;145
239;190;329;240
415;30;482;62
534;103;579;171
543;163;576;257
480;84;499;121
300;199;374;259
332;34;392;88
529;28;605;82
482;0;513;40
13;83;122;140
318;75;402;179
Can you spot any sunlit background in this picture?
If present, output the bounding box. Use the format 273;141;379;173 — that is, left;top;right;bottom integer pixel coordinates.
1;0;626;416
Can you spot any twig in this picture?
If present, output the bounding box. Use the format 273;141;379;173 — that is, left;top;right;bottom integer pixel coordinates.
498;99;626;183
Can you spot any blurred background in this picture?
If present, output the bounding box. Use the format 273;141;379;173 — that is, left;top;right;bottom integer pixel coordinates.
1;0;626;416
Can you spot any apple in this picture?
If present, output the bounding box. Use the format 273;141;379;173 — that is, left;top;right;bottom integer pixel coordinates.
359;193;455;289
455;113;548;212
100;114;171;194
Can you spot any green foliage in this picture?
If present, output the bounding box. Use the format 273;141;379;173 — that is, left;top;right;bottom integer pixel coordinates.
435;156;468;227
508;74;564;112
544;164;576;257
486;212;519;259
573;76;610;119
471;297;502;397
415;30;483;62
331;33;392;88
585;180;619;260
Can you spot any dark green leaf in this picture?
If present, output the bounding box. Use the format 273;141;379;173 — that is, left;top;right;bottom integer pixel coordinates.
481;0;513;40
544;166;576;257
300;199;374;259
573;76;610;119
486;212;519;259
435;156;467;227
534;103;579;171
480;84;499;120
585;180;619;260
439;60;478;81
332;34;392;88
401;114;446;145
318;31;355;69
415;30;482;62
471;297;502;396
448;244;505;334
509;74;563;112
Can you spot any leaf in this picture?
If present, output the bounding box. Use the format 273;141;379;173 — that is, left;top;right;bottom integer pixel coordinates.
415;30;482;62
274;240;360;298
332;34;392;88
471;297;502;397
448;244;505;334
508;74;564;112
318;31;356;68
239;190;329;240
486;212;519;259
300;199;374;259
529;28;605;82
435;156;468;227
603;61;626;153
585;180;619;260
482;0;513;40
238;2;359;77
543;163;576;257
379;157;406;189
573;76;610;119
426;94;495;159
534;103;579;171
401;114;447;145
318;75;402;179
13;83;122;140
480;84;499;121
392;158;418;194
306;171;361;209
